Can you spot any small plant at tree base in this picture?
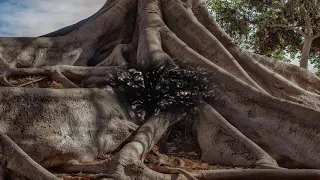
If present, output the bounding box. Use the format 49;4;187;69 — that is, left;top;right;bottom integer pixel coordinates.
110;62;212;120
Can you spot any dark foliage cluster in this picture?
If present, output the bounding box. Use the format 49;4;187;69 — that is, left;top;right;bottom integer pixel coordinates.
111;63;212;120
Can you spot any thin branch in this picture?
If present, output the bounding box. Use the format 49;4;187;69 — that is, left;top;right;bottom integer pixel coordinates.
311;31;320;40
244;19;308;37
263;24;307;37
19;77;47;87
301;6;313;36
246;20;320;30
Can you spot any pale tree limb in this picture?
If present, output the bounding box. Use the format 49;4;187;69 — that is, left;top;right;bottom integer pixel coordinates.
107;110;188;179
161;0;269;94
191;169;320;180
301;6;313;37
1;75;46;87
195;102;279;168
136;0;172;67
54;160;109;175
1;65;125;88
0;35;84;68
300;36;313;69
0;0;320;179
250;53;320;95
298;6;314;69
152;165;197;180
97;43;133;66
71;0;137;66
149;149;169;166
2;73;15;87
160;24;320;168
57;111;186;179
0;133;59;180
52;71;79;88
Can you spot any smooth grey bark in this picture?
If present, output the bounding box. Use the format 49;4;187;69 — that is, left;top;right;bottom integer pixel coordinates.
0;0;320;179
0;87;138;179
195;102;279;168
300;37;313;69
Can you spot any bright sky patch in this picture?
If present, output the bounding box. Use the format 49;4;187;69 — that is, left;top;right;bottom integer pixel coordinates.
0;0;105;37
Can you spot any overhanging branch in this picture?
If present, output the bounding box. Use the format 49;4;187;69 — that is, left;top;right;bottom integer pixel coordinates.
243;19;310;37
301;6;313;36
311;31;320;40
262;24;307;37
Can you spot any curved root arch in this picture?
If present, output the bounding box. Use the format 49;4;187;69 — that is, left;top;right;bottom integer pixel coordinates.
0;0;320;179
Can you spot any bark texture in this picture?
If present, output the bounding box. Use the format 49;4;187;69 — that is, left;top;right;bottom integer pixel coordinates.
0;0;320;179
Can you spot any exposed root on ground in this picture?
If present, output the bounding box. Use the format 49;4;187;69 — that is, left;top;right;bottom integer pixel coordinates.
0;133;59;180
0;0;320;179
152;165;197;180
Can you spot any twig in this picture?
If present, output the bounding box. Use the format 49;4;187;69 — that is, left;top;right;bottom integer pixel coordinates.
153;165;198;180
19;77;47;87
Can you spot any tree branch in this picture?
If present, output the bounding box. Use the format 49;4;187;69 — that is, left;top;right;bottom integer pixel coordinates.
263;24;307;37
244;18;320;35
301;6;313;36
311;31;320;40
243;19;308;37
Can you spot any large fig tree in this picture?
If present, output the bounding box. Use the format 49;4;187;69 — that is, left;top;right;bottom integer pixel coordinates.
1;0;320;179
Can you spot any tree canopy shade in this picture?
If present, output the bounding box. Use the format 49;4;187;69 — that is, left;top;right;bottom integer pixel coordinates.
0;0;320;179
207;0;320;71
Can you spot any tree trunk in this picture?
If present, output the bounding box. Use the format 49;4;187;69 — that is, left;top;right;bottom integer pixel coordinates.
0;0;320;179
300;37;313;69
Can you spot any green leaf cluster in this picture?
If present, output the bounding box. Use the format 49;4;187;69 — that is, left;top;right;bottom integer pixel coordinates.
207;0;320;72
110;62;213;120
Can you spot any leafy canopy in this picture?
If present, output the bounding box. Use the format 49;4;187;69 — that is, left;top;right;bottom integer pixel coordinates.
207;0;320;71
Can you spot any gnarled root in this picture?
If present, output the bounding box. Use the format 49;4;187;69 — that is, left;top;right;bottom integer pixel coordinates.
104;111;180;179
152;165;197;180
97;44;133;67
192;169;320;180
56;111;187;179
149;149;170;166
1;65;125;88
0;133;59;180
194;102;279;168
0;0;320;179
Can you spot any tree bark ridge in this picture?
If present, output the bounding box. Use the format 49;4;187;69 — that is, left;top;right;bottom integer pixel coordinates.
0;0;320;179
